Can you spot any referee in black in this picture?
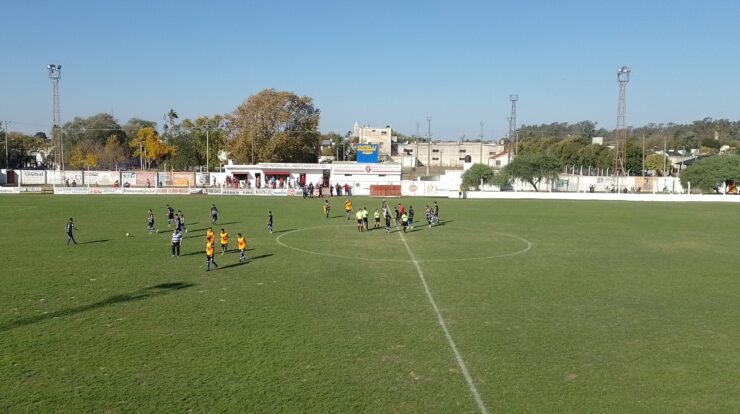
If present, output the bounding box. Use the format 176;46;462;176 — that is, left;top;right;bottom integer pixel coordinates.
66;218;78;245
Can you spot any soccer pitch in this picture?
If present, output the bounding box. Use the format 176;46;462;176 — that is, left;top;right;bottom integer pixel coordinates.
1;195;739;412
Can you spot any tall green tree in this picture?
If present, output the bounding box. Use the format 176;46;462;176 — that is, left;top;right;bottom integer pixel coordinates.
680;155;740;193
504;153;563;191
226;89;320;163
62;113;125;147
461;163;495;190
645;153;670;176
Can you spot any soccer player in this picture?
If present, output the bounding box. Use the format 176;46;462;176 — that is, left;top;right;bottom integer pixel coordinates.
206;237;218;271
408;206;415;229
385;212;392;234
345;199;353;220
206;227;215;243
236;233;247;262
175;212;183;233
424;205;431;225
220;228;229;255
323;200;331;218
147;209;157;234
355;209;364;232
433;201;440;225
178;210;188;233
171;229;182;257
373;209;381;229
65;217;78;245
393;207;401;226
362;207;369;231
166;204;175;227
267;211;273;234
210;204;219;224
401;211;408;233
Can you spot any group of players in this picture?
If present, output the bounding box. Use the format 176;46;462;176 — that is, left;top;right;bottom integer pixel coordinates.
337;198;440;233
66;197;440;271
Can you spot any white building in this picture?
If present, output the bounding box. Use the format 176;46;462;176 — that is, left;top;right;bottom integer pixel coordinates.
395;141;506;168
352;123;396;156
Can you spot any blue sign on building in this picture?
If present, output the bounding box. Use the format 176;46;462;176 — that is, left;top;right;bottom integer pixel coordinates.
356;144;379;163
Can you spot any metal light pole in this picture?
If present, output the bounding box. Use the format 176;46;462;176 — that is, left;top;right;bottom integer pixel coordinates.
47;64;63;172
426;116;431;176
2;121;8;169
205;126;210;172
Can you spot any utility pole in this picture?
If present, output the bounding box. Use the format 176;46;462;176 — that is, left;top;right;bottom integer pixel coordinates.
2;121;8;169
479;121;484;164
414;121;419;170
426;117;432;176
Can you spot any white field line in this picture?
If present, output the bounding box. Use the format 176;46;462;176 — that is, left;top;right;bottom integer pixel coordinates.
397;230;489;414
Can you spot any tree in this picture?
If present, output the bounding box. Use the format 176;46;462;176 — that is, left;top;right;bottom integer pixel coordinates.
123;118;157;143
101;135;128;169
645;153;670;176
62;113;125;147
176;116;226;170
129;127;175;170
226;89;320;163
68;142;101;170
504;153;562;191
680;155;740;193
461;163;495;190
0;131;46;168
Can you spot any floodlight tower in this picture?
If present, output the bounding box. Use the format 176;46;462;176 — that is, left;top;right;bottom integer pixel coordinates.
508;94;518;156
612;66;630;178
47;64;63;172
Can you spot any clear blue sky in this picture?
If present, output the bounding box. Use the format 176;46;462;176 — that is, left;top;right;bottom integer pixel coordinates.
2;0;739;140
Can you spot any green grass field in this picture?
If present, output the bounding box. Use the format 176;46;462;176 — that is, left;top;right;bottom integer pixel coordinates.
1;194;739;413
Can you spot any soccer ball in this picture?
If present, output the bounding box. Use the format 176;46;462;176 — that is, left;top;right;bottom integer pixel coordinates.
126;233;130;237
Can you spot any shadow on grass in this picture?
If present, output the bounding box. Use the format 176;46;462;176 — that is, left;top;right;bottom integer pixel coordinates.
0;282;195;333
79;239;110;244
272;229;295;234
214;253;273;270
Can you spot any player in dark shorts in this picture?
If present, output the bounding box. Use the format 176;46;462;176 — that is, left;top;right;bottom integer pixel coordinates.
407;206;415;229
147;209;157;234
355;210;364;232
166;204;175;227
66;217;78;244
385;212;392;234
267;211;273;234
210;204;219;224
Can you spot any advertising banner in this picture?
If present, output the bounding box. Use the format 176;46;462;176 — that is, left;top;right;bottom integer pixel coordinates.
97;171;121;186
122;187;158;194
158;172;172;187
331;163;401;175
222;188;255;196
355;144;379;163
0;187;20;194
21;170;46;185
173;172;194;187
136;172;157;187
156;188;190;195
19;187;43;193
122;172;137;187
255;188;273;196
53;187;90;195
204;188;223;195
272;189;288;196
195;172;210;187
89;187;122;195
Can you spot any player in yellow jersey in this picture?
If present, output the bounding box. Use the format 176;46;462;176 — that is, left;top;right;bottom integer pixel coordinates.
220;228;229;254
345;199;352;220
236;233;247;262
206;227;215;243
206;238;218;271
